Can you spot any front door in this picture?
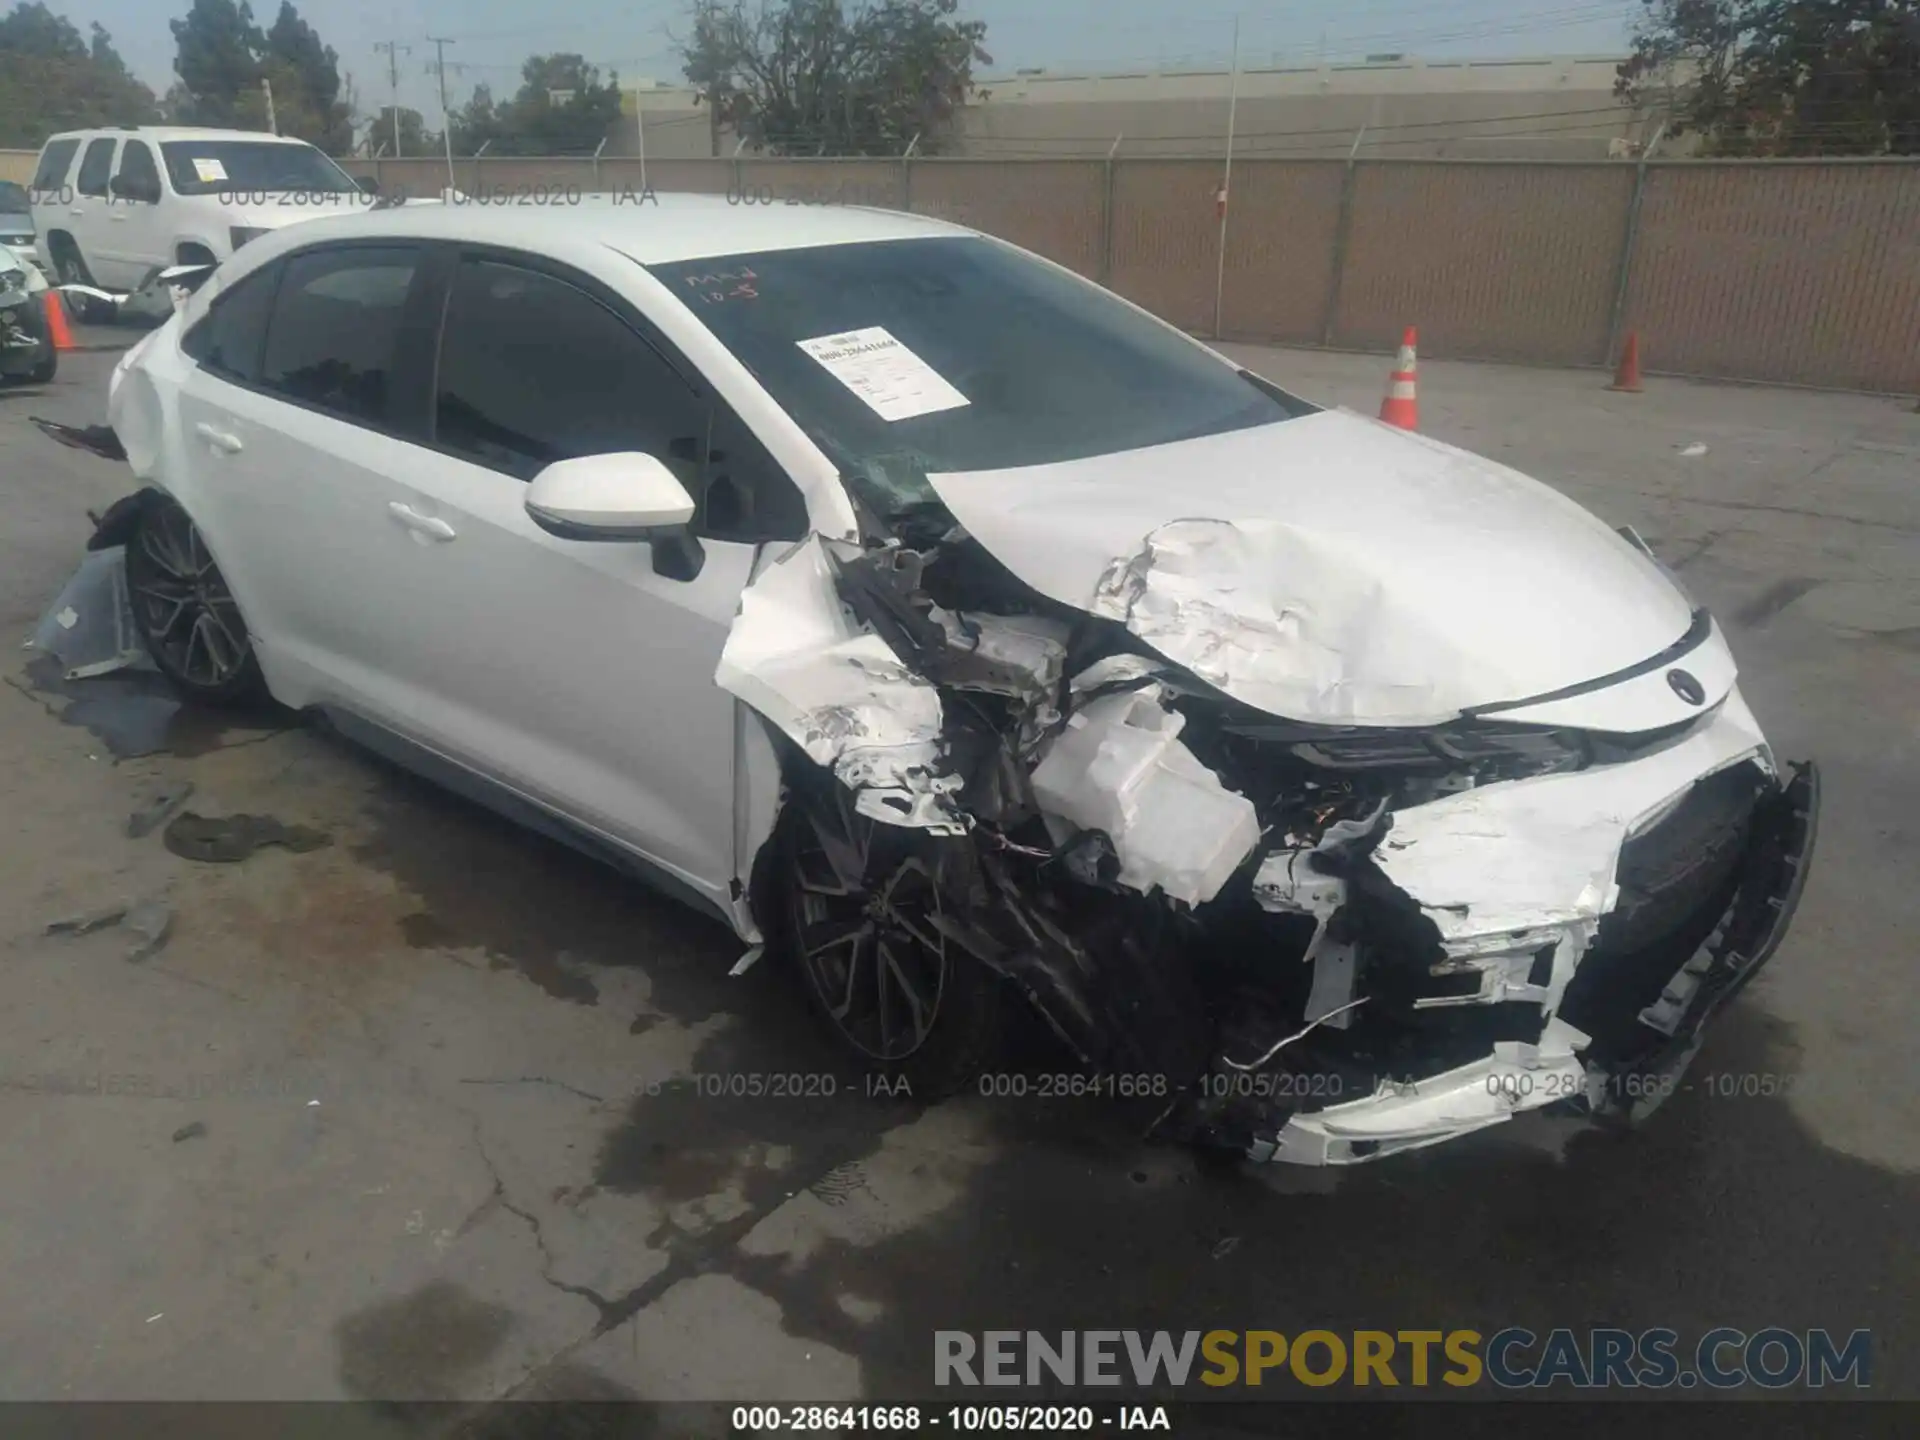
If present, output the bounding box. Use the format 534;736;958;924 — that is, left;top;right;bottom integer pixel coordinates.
351;250;796;898
102;140;166;283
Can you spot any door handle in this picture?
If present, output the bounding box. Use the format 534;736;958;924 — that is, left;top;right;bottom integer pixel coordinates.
388;501;457;541
109;212;128;223
193;421;243;454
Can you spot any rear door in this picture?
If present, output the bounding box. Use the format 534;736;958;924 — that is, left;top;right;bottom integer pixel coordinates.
172;241;439;712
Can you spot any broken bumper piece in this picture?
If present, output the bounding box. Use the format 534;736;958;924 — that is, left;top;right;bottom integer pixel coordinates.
1249;757;1820;1165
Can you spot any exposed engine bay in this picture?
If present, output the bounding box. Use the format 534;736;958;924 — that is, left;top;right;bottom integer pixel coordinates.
718;516;1819;1166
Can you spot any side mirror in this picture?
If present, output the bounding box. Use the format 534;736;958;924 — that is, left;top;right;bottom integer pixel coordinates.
526;452;696;540
355;175;380;195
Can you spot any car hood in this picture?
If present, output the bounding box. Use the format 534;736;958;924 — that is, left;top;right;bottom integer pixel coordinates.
926;409;1702;728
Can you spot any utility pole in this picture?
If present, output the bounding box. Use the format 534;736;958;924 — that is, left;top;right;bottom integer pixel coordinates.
261;76;278;134
375;39;411;157
425;36;459;194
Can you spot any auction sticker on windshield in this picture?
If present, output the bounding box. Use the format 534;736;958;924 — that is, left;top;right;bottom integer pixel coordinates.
191;157;228;183
796;326;969;422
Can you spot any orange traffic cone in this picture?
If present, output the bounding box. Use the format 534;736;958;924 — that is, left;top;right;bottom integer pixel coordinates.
1379;326;1419;430
1609;331;1644;393
42;291;76;352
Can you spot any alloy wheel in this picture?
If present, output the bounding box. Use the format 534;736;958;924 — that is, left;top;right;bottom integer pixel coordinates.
788;788;949;1062
129;506;251;689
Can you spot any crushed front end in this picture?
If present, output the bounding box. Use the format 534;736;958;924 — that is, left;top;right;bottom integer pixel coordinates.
718;521;1820;1166
0;253;50;382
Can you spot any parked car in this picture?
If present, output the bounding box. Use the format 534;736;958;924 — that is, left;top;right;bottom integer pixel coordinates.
0;180;38;269
51;197;1817;1165
27;126;373;319
1;240;55;384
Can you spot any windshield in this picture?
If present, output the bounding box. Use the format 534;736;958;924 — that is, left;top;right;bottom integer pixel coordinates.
646;236;1309;520
0;181;27;215
159;140;358;196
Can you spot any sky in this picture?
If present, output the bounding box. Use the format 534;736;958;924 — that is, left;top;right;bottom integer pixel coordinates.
50;0;1642;117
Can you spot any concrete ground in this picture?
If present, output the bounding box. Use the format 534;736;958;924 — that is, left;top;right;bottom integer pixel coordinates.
1;332;1916;1412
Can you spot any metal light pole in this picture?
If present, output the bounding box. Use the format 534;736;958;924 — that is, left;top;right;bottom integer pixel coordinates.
1211;16;1240;339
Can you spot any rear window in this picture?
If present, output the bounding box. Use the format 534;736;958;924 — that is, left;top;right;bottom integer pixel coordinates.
259;245;421;426
159;141;357;196
646;236;1309;521
31;139;79;193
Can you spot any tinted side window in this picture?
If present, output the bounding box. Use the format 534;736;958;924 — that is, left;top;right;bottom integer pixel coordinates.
182;265;280;383
114;141;160;198
259;246;421;426
75;138;116;198
434;258;705;486
32;139;80;193
433;257;808;538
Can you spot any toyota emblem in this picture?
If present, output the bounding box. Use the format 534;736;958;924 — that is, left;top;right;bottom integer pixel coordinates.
1667;669;1706;705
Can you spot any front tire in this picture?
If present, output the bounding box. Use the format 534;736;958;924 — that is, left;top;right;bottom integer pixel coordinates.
770;776;1005;1098
123;495;264;705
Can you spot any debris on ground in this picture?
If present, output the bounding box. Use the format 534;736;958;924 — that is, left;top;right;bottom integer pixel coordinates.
121;897;173;962
46;894;174;962
1678;442;1709;457
46;901;133;936
162;811;331;863
171;1121;206;1143
24;546;147;680
127;780;195;839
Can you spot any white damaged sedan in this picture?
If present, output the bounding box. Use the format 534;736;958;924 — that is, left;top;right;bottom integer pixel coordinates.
49;196;1817;1164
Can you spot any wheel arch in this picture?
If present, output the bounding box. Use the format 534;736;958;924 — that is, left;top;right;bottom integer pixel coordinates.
86;487;163;551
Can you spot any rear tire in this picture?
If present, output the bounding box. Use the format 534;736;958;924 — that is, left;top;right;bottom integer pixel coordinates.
768;776;1005;1099
122;494;265;706
27;345;55;384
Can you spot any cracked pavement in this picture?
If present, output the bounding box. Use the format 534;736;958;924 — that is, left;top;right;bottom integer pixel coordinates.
1;341;1917;1407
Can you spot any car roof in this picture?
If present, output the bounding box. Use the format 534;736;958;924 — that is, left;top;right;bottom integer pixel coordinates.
45;127;316;146
242;191;978;264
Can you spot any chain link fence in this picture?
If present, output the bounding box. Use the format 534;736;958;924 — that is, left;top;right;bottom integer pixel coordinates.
7;144;1912;394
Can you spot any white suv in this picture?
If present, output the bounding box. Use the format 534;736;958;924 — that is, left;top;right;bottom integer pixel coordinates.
28;126;372;314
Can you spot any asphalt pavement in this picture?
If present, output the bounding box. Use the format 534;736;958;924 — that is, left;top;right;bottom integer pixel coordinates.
1;335;1916;1414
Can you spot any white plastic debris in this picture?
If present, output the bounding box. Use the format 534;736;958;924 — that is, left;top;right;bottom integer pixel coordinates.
1678;442;1709;457
26;546;149;680
1030;689;1259;906
716;536;963;831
